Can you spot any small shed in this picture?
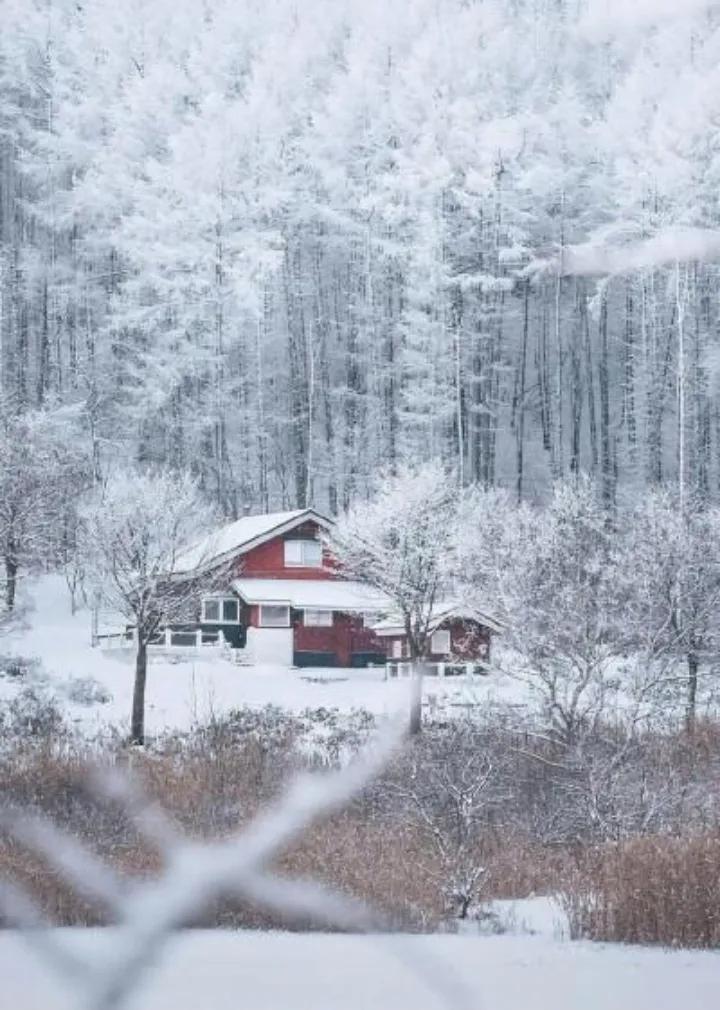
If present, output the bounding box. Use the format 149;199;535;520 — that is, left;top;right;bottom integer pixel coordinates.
371;603;502;674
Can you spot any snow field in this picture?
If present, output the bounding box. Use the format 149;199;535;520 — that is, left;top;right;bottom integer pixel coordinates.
0;576;527;736
1;926;719;1010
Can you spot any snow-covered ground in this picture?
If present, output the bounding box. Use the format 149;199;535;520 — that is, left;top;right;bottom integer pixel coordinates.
2;924;719;1010
0;576;527;735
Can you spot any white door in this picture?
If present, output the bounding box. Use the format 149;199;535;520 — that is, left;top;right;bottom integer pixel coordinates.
245;627;294;667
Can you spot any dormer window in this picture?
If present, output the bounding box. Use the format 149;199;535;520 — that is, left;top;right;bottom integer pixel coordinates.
284;539;322;568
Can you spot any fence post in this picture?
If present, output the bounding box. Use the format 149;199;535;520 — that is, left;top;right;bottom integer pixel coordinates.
165;627;172;648
91;597;99;648
196;629;202;649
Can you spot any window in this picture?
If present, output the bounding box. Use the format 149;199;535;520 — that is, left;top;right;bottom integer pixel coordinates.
201;596;239;624
430;629;451;655
392;640;404;659
259;604;290;627
284;539;323;568
222;598;239;623
303;609;333;627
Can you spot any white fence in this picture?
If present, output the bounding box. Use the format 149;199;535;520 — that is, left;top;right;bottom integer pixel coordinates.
386;660;488;679
95;627;233;659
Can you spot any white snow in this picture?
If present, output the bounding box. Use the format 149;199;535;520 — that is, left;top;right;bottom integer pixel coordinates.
485;896;569;939
1;928;718;1010
232;576;390;611
245;626;294;666
0;576;526;736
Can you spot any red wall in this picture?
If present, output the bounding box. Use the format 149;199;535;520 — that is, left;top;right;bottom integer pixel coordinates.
234;521;336;579
294;613;354;666
383;620;491;661
246;606;384;665
294;614;385;665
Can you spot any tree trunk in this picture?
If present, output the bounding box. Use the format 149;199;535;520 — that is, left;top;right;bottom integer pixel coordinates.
686;650;698;736
599;288;614;506
5;555;18;611
131;637;148;746
409;659;425;736
516;280;529;502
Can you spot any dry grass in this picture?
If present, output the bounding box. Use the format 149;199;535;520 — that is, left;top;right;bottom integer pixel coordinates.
3;701;720;942
562;833;720;948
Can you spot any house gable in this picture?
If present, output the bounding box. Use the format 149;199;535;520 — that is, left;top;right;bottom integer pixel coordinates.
237;519;336;580
174;508;332;577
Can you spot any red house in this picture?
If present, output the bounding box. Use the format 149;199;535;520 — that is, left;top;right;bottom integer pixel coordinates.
172;509;388;667
166;508;498;670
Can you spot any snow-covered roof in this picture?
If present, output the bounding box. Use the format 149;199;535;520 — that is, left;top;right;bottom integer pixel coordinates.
174;509;331;574
372;601;503;636
232;578;391;613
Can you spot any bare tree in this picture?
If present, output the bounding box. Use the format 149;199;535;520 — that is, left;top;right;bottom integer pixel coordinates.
81;467;213;745
625;491;720;734
0;403;89;611
386;722;499;920
332;462;460;735
462;478;631;745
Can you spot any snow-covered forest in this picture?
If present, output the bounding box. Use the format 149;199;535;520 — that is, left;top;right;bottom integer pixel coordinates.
4;0;720;512
4;3;720;1006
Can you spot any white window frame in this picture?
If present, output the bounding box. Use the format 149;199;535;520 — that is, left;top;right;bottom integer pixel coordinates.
430;629;451;655
259;604;291;628
392;640;404;659
201;596;240;625
303;609;333;627
284;538;323;568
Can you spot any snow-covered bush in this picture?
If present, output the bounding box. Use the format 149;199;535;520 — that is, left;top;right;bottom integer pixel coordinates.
623;492;720;733
297;707;376;766
461;478;633;744
0;654;42;681
62;676;112;707
0;686;67;742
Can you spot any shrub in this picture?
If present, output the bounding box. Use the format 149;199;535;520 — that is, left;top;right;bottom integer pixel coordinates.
562;833;720;948
0;686;67;742
63;676;112;706
0;654;42;681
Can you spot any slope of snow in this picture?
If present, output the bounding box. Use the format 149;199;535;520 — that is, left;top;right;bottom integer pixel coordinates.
0;576;527;736
1;928;718;1010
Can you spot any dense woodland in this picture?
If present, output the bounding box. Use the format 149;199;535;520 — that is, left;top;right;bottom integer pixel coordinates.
3;0;720;514
4;3;720;970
